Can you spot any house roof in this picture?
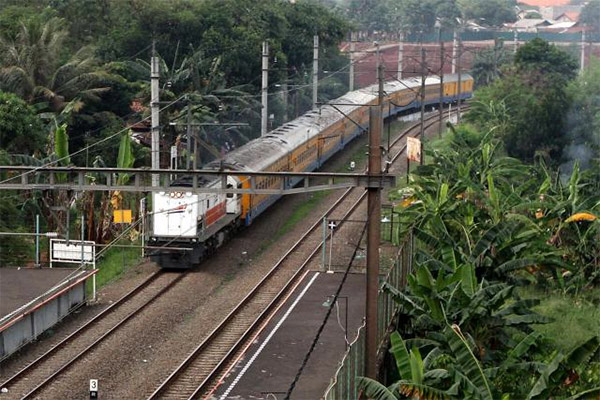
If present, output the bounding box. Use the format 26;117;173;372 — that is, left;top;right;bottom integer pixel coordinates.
542;21;578;30
556;11;580;21
517;0;570;5
510;19;553;29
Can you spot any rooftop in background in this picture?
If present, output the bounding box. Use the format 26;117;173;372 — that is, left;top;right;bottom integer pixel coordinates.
518;0;570;5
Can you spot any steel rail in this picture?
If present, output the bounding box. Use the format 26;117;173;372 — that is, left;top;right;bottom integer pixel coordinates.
20;272;187;399
148;104;469;399
0;271;164;391
149;184;363;400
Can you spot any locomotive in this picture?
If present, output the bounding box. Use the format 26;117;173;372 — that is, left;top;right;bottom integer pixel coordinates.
149;73;474;268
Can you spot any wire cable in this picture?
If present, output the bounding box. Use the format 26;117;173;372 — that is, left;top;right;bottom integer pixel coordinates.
0;94;187;186
284;211;370;400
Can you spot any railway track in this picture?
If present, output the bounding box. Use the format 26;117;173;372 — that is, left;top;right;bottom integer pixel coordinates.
148;104;469;400
0;271;185;399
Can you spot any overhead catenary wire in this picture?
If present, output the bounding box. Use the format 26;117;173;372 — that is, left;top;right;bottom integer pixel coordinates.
284;198;375;399
0;94;187;186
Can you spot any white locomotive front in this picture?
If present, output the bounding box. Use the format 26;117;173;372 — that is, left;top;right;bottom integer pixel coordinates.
148;176;242;268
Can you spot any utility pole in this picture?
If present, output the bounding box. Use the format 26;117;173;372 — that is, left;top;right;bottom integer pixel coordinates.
349;32;356;91
580;28;586;73
282;81;289;122
420;47;426;165
457;34;462;124
452;30;458;74
438;41;444;138
397;32;404;80
493;38;499;82
186;95;192;169
313;35;319;109
513;30;518;55
151;42;160;186
261;41;269;137
365;53;384;381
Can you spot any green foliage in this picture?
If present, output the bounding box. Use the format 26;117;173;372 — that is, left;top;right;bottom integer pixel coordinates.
458;0;517;27
515;38;579;81
525;287;600;352
53;123;70;166
116;130;135;185
580;0;600;30
471;42;512;87
378;125;600;398
468;39;579;163
565;57;600;173
0;91;44;154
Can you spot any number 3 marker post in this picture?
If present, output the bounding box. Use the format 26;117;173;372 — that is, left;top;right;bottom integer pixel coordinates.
90;379;98;399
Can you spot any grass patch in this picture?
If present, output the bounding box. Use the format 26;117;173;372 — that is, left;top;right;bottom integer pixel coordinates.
86;240;142;296
520;286;600;352
273;190;330;239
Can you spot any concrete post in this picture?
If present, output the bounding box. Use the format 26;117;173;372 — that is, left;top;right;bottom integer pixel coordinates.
452;30;458;74
349;32;356;91
151;46;160;187
366;60;383;380
397;32;404;80
313;35;319;109
261;41;269;136
581;29;586;73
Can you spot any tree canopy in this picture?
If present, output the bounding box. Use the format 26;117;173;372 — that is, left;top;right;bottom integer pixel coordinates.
0;91;44;154
468;39;579;163
580;0;600;30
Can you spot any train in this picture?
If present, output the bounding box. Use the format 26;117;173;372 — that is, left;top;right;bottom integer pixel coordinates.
148;73;474;268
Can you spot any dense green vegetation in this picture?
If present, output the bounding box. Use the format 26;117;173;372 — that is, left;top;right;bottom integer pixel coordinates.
0;0;350;262
360;40;600;400
469;39;595;165
361;123;599;399
0;3;598;396
342;0;516;34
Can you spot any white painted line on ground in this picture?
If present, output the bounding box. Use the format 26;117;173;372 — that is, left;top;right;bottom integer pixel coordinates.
218;271;321;400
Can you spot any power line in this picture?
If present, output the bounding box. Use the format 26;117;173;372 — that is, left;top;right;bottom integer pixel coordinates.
0;95;187;186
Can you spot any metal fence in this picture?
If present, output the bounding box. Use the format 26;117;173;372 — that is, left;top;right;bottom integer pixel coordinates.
322;233;414;399
323;323;366;400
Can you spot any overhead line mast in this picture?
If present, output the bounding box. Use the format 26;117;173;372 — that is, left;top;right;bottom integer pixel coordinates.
365;47;384;380
151;42;161;186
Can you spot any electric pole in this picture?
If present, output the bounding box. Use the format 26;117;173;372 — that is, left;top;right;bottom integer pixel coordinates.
261;41;269;137
349;32;356;91
151;42;160;186
457;35;462;124
186;96;193;169
365;52;384;381
313;35;319;109
580;28;586;73
420;47;426;165
397;32;404;80
493;38;499;78
452;30;458;74
438;40;444;138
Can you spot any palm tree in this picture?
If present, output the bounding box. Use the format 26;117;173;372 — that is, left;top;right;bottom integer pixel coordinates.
0;18;120;113
471;43;512;87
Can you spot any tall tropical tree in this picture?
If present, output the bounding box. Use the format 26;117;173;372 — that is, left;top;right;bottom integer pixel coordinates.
0;17;121;113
